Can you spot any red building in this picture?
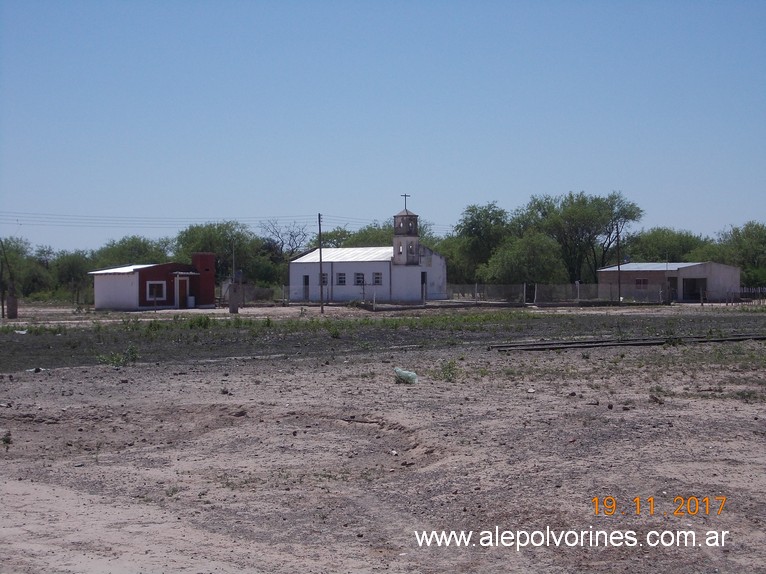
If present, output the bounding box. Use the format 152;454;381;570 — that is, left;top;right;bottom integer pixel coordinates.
90;253;216;311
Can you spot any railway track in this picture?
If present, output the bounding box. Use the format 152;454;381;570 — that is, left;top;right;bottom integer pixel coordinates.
490;333;766;352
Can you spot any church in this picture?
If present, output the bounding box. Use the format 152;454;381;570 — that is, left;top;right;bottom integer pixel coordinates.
288;207;447;304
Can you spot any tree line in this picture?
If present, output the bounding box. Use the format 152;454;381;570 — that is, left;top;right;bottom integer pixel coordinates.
1;191;765;305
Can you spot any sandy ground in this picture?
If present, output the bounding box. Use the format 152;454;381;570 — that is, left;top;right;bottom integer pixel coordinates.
1;305;765;573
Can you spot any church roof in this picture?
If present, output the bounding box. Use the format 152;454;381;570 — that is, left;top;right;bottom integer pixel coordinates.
292;246;394;264
395;209;418;217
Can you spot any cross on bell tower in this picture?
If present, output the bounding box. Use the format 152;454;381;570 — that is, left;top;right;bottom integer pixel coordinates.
392;196;420;266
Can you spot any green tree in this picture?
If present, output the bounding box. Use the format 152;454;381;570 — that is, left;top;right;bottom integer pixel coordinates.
712;221;766;287
432;234;474;284
624;227;711;263
518;192;643;283
174;221;285;285
343;221;395;247
54;250;93;303
91;235;172;270
454;202;511;265
175;221;255;282
591;191;645;275
308;218;438;250
0;236;56;297
477;232;568;284
308;226;353;249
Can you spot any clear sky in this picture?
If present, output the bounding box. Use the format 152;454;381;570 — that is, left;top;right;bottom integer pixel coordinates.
1;0;764;252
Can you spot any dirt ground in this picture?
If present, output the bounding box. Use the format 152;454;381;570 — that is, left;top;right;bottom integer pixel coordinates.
1;303;765;573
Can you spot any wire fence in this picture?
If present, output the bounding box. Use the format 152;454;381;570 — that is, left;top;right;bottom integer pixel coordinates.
222;282;765;306
447;283;765;305
448;283;605;304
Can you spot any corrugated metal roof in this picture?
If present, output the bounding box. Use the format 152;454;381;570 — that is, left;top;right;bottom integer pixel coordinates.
599;262;701;272
292;247;394;263
88;264;158;275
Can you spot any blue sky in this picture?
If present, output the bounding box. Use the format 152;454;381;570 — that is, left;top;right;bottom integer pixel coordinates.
1;0;764;251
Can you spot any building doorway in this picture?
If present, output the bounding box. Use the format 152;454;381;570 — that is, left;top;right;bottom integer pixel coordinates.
682;278;707;302
175;277;189;309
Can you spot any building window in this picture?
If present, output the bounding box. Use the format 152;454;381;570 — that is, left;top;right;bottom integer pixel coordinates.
147;281;166;301
337;273;346;286
635;278;648;290
320;273;328;286
408;242;414;253
354;272;365;286
372;272;382;286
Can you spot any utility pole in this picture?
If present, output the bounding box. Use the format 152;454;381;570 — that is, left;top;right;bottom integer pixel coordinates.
0;237;17;319
318;213;324;314
616;226;622;306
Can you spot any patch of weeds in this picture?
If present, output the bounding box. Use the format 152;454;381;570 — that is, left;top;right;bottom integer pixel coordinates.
121;317;141;332
145;319;163;333
97;343;140;367
649;384;673;396
315;469;351;482
2;430;12;452
734;389;763;402
165;485;182;497
188;315;212;329
328;325;341;339
439;359;460;382
357;340;373;351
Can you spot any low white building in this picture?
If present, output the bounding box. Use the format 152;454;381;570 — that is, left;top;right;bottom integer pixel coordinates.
289;209;447;304
597;261;741;302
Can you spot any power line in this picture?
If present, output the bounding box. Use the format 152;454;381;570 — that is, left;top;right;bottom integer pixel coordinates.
0;210;457;234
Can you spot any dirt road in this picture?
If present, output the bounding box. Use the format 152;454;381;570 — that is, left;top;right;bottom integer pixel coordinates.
1;304;764;573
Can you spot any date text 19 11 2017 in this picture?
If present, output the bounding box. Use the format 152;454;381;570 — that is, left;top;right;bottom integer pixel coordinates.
592;496;727;517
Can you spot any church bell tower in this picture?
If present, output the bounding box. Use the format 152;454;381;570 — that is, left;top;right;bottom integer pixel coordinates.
392;195;420;265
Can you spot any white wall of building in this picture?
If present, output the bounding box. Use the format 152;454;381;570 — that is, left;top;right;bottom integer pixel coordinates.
288;249;447;303
677;262;741;301
93;274;139;310
390;249;448;301
289;260;392;302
